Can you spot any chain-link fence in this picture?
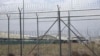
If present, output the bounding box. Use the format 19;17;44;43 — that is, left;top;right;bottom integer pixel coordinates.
0;0;100;56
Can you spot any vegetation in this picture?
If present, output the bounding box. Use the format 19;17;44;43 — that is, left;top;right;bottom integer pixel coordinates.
0;43;100;56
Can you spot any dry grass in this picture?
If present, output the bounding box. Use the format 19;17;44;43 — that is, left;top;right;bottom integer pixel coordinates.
72;51;90;56
0;43;100;56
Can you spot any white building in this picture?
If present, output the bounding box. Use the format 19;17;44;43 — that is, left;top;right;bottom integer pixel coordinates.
0;32;30;40
37;35;87;43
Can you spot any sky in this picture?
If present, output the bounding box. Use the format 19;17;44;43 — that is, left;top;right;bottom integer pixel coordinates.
0;0;100;37
0;0;100;12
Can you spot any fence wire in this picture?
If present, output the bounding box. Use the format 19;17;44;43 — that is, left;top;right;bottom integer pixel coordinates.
0;8;100;56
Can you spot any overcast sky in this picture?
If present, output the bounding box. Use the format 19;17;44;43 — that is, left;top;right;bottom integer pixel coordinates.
0;0;100;37
0;0;100;12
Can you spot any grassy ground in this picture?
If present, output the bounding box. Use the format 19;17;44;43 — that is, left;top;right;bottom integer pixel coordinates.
0;43;100;56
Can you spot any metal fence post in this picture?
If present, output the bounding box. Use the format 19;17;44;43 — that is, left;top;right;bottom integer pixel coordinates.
68;11;72;56
22;0;25;48
57;5;62;56
36;13;40;56
7;14;10;55
18;8;23;56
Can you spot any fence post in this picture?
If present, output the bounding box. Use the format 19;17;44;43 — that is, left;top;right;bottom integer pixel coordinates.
18;8;23;56
7;14;10;55
57;5;62;56
36;13;40;56
22;0;25;48
68;11;72;56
